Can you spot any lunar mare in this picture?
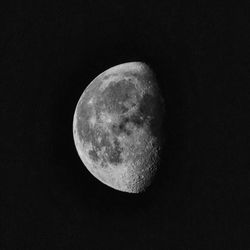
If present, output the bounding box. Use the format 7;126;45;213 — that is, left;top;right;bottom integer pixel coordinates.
73;62;164;193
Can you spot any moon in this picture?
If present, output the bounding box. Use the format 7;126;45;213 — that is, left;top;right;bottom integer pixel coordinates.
73;62;165;193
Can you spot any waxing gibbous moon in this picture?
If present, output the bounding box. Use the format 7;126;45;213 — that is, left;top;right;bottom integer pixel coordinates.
73;62;165;193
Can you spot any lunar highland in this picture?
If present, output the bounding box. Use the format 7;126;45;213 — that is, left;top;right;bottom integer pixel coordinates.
73;62;164;193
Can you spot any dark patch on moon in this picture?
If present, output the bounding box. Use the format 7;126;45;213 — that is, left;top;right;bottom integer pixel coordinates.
86;128;123;167
88;148;99;162
111;117;132;136
129;113;144;127
105;137;123;165
97;79;139;114
108;92;162;138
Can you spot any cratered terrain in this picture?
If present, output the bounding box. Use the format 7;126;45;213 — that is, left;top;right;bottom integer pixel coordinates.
73;62;165;193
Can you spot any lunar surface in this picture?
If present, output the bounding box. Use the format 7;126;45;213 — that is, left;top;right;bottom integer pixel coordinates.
73;62;165;193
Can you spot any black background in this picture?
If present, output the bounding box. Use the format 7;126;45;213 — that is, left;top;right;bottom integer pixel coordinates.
1;1;250;249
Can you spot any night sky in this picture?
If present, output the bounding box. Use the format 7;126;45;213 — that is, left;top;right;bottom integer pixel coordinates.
1;1;249;249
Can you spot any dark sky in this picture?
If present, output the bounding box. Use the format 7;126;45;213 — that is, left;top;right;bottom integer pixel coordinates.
1;1;249;249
